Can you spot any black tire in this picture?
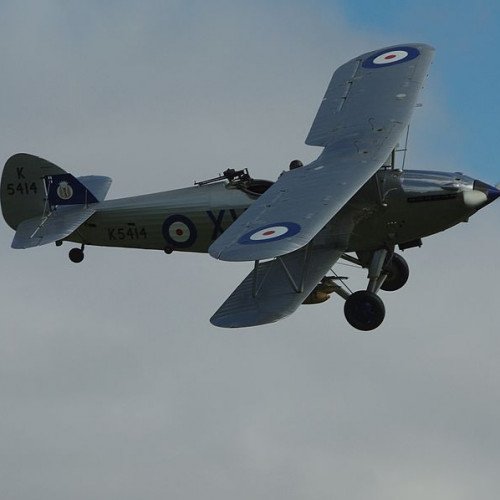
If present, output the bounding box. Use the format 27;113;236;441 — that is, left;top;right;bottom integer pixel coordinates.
68;247;84;263
380;253;409;292
344;290;385;331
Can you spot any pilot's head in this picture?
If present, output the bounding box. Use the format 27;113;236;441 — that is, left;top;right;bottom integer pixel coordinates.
289;159;303;170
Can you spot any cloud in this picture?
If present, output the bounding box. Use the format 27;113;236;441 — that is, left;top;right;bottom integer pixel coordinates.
1;2;499;499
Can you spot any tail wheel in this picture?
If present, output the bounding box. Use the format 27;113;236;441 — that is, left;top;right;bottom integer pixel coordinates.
344;290;385;331
68;247;84;263
381;253;409;292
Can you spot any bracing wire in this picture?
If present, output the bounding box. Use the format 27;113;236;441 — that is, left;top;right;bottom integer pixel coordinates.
337;262;361;269
330;268;354;294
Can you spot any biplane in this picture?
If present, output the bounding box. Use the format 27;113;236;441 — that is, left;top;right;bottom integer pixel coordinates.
2;43;499;330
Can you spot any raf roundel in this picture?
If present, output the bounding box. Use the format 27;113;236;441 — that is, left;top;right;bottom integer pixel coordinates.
162;214;197;249
362;46;420;69
238;222;301;245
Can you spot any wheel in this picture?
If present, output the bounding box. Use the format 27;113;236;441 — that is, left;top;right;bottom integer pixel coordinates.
344;290;385;331
68;247;84;263
380;253;409;292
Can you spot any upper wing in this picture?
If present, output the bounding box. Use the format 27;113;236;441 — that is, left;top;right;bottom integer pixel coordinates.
209;43;434;262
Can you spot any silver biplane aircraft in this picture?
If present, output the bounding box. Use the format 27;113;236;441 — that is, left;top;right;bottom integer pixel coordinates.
2;43;499;330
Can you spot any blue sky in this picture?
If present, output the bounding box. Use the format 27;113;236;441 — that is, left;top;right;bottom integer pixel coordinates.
339;0;500;180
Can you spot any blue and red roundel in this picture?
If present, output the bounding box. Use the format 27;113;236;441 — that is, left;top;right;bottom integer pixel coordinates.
362;46;420;69
238;222;301;245
162;214;197;248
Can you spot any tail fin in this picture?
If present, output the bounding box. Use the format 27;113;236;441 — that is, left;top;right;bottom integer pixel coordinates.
1;153;112;230
45;173;99;206
76;176;112;202
1;153;65;230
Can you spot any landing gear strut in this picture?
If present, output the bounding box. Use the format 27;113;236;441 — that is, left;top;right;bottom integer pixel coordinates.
69;245;85;263
367;248;389;293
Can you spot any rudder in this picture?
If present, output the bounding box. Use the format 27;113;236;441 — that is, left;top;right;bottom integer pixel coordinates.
1;153;66;230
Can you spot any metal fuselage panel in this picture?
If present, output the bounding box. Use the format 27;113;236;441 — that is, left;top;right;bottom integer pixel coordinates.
68;182;252;252
344;169;478;251
67;169;482;254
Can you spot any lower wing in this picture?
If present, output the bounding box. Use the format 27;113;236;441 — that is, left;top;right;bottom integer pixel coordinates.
210;243;343;328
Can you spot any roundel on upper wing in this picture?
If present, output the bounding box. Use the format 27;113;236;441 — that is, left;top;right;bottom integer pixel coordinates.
362;46;420;69
238;222;301;245
162;214;197;248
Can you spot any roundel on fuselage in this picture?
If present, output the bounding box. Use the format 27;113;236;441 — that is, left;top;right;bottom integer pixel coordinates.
162;214;197;248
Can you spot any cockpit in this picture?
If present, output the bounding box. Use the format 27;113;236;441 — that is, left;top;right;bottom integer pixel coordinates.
195;168;274;197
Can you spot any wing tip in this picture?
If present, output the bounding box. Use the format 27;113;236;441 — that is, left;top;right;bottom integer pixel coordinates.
210;311;282;329
208;245;222;260
209;240;306;262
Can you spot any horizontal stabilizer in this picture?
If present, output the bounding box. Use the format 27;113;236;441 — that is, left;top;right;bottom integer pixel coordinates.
12;206;96;249
210;245;343;328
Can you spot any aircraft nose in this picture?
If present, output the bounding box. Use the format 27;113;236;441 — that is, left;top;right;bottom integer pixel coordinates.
474;180;500;203
489;187;500;202
463;180;500;208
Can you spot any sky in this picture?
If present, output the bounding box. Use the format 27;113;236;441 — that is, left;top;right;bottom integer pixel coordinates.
1;1;499;499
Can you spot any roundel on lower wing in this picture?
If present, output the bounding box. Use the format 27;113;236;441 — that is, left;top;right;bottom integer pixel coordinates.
362;46;420;69
238;222;301;245
162;214;197;248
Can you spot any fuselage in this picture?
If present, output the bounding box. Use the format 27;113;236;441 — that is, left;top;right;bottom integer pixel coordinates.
67;168;498;255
